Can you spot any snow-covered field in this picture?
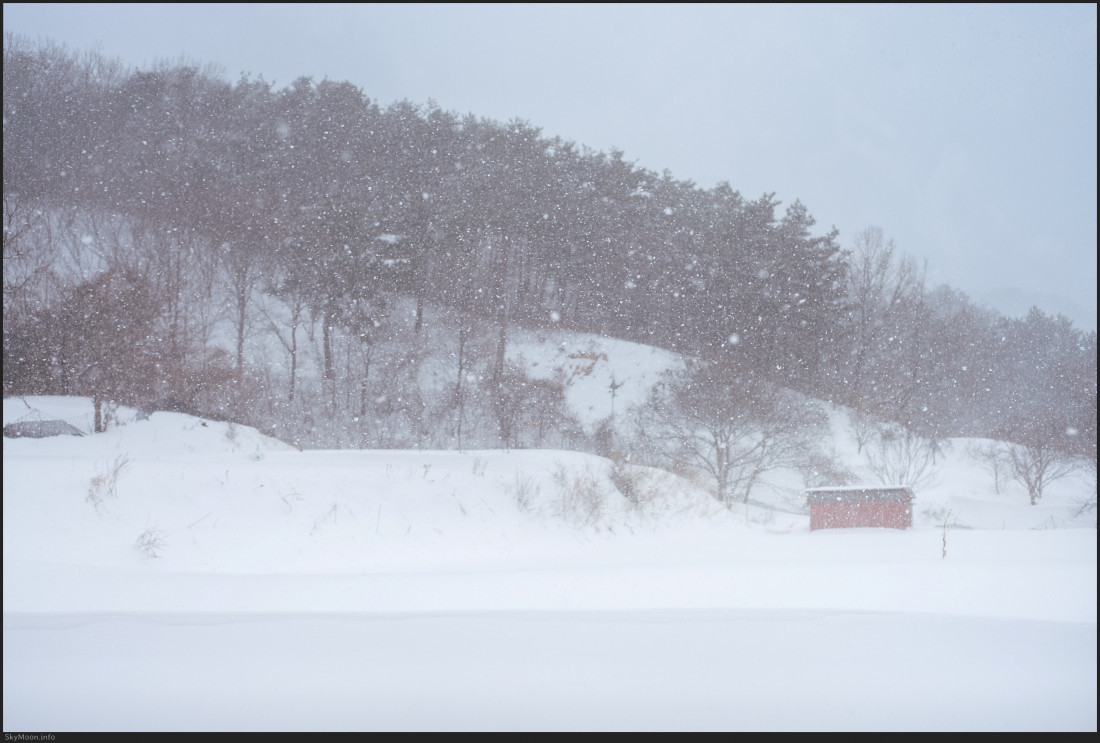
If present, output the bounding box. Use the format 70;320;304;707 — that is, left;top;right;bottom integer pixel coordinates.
3;335;1096;731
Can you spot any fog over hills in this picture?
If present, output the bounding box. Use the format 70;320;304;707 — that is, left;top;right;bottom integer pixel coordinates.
981;286;1096;332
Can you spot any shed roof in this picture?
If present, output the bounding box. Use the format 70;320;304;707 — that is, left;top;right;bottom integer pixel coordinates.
3;419;86;438
806;487;913;504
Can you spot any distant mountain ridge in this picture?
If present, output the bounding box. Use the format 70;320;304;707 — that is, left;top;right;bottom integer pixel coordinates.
981;287;1097;332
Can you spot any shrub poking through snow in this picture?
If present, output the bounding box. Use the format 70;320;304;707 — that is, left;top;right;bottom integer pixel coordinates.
86;454;131;513
133;527;166;559
551;463;608;527
509;472;540;513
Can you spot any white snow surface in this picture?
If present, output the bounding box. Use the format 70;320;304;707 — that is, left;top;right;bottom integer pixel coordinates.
4;335;1097;731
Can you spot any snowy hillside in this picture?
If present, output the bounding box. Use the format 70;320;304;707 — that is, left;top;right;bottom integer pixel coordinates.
506;327;685;434
3;337;1097;731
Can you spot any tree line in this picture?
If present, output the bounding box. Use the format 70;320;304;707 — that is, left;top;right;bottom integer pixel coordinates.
4;35;1095;488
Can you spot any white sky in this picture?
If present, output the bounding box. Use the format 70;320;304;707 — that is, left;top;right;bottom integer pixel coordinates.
5;3;1097;329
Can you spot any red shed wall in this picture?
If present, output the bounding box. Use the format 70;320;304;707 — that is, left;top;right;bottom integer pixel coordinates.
810;501;911;530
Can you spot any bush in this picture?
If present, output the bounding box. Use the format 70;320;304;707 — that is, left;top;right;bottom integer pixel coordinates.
551;463;609;527
86;454;131;512
798;449;857;488
133;526;166;559
608;455;657;512
508;472;541;513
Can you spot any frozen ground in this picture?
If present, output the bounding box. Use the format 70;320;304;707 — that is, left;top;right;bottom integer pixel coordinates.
3;337;1096;731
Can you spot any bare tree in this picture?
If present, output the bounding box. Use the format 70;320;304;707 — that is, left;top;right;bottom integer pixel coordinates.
257;289;306;403
634;359;826;505
488;361;577;450
863;422;943;491
1004;438;1080;506
2;193;55;315
1074;456;1097;520
848;407;880;455
842;226;928;421
969;441;1012;494
51;269;164;431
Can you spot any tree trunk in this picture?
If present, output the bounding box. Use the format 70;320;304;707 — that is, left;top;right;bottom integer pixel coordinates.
320;305;337;411
93;394;104;434
288;301;300;402
456;321;468;451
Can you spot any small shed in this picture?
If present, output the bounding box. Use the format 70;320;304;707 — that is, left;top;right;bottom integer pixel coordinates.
806;486;913;530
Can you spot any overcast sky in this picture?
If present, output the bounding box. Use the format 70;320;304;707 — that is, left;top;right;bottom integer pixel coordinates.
5;3;1096;329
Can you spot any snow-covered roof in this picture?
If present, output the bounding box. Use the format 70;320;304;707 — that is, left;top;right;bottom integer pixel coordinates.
3;420;86;439
805;487;914;504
